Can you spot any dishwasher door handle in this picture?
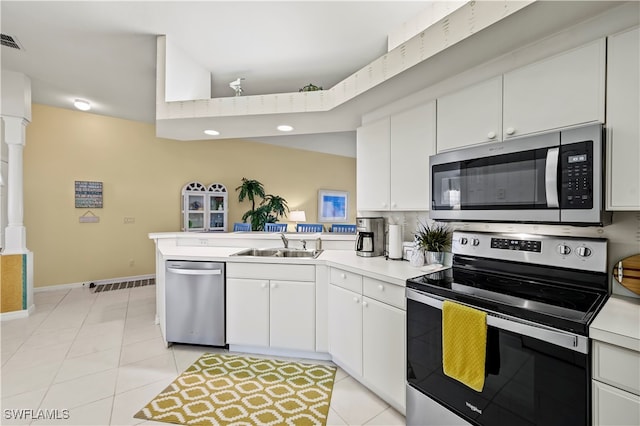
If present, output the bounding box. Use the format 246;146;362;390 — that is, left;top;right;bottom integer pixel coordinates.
167;268;222;276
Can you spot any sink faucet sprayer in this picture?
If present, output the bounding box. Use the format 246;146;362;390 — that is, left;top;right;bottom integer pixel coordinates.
280;233;289;248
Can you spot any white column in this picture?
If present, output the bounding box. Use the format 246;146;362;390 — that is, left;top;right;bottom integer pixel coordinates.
2;116;28;253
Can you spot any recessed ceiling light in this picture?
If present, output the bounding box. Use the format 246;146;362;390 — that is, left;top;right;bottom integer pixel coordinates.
73;99;91;111
277;125;294;132
204;129;220;136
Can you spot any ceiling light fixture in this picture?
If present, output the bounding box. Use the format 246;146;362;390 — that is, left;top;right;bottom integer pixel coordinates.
73;99;91;111
204;129;220;136
277;125;294;132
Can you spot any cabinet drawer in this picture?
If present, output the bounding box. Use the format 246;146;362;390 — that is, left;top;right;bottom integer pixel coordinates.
330;268;362;293
363;277;405;310
593;341;640;395
227;263;315;281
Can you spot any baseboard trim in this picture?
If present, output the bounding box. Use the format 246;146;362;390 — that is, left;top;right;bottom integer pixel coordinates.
34;274;156;292
1;304;30;321
228;345;332;362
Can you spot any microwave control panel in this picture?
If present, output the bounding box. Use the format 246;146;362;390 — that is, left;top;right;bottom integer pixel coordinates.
560;141;593;209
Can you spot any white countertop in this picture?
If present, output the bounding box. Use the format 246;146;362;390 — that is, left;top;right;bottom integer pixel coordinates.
157;244;437;287
590;295;640;352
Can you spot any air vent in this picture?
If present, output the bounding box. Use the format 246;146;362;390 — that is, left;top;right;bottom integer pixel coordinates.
1;34;23;50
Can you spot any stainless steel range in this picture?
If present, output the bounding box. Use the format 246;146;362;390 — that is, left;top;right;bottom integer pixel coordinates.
406;231;609;426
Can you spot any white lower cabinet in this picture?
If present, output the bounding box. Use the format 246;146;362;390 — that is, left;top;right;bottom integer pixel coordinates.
592;340;640;425
226;263;316;352
226;278;270;347
328;284;363;376
362;296;406;410
270;280;315;351
328;268;406;413
593;381;640;426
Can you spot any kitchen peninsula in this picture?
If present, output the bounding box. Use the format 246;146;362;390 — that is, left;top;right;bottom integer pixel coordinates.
149;231;429;413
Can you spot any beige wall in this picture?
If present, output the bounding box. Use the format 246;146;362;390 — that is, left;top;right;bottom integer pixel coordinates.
25;104;356;288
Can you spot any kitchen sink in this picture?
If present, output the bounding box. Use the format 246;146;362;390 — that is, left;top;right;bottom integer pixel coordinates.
231;248;323;259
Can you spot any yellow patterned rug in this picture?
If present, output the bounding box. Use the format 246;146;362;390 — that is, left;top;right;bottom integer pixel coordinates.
134;353;337;426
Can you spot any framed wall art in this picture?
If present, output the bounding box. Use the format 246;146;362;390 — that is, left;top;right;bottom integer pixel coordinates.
75;180;103;208
318;189;348;222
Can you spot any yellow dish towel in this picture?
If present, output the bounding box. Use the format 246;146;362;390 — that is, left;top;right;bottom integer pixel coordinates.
442;300;488;392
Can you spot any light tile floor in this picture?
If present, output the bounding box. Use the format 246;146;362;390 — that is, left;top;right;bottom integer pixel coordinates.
1;286;405;426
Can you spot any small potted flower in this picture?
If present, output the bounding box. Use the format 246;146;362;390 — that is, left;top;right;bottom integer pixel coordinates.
414;221;452;265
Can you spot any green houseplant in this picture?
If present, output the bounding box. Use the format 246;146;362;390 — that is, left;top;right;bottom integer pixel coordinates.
235;178;289;231
414;221;452;265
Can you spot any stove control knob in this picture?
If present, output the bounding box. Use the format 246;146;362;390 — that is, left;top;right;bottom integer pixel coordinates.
472;238;480;247
460;237;468;246
557;244;572;255
576;246;592;257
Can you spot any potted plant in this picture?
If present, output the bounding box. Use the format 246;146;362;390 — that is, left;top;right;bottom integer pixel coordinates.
414;221;452;265
235;178;289;231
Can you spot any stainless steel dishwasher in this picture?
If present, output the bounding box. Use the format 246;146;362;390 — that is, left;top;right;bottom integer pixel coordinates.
165;260;225;346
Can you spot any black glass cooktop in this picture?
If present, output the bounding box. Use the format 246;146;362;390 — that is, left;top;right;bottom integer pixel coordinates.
406;257;609;335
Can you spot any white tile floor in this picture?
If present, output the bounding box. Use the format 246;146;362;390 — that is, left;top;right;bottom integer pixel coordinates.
1;286;405;426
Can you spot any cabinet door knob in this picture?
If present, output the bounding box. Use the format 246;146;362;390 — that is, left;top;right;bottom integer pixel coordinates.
341;273;346;279
505;127;516;136
378;284;384;291
363;301;368;307
487;131;496;139
271;283;278;289
353;296;359;303
391;202;397;208
261;282;267;289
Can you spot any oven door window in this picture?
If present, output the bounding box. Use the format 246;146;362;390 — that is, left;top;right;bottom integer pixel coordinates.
407;298;588;426
432;148;549;211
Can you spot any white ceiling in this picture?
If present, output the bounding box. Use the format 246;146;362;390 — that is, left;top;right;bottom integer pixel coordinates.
1;1;429;123
1;1;627;157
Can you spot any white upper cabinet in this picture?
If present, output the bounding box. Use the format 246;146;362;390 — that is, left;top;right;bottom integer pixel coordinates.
435;39;606;153
357;117;390;211
503;39;605;139
390;101;436;210
357;101;436;211
436;76;503;152
606;26;640;210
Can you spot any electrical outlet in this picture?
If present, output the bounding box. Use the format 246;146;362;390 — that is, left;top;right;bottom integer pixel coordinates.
124;217;135;224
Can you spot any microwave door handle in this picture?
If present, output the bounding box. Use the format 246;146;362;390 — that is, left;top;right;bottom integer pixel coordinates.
545;147;560;208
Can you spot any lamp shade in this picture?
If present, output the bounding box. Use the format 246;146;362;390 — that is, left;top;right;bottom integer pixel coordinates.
290;210;306;222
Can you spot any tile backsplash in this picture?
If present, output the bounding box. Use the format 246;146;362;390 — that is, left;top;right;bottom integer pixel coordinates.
359;210;640;298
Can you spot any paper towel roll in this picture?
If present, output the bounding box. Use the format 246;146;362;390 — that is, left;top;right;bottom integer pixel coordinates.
388;224;403;259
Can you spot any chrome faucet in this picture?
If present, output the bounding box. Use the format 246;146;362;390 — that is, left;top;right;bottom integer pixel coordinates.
280;233;289;248
301;240;307;250
316;237;322;250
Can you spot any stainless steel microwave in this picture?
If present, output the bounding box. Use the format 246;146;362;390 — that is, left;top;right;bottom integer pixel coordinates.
430;123;611;225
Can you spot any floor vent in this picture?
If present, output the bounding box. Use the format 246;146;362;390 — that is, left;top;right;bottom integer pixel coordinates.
1;34;23;50
92;278;155;293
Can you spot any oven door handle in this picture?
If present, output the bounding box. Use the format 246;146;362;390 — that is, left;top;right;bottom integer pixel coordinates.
406;289;587;354
545;147;560;208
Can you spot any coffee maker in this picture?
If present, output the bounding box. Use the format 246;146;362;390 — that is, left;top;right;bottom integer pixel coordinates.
356;217;385;257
